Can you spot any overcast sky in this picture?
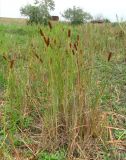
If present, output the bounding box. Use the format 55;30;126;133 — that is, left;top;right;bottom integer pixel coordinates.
0;0;126;21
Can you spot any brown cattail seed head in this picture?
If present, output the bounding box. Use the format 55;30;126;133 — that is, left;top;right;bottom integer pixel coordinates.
108;52;112;62
72;49;75;55
77;35;80;41
43;36;50;47
46;37;50;47
40;29;45;37
34;53;43;63
10;60;15;69
3;55;8;61
74;43;77;51
68;29;71;38
54;39;56;45
48;21;53;30
69;43;72;49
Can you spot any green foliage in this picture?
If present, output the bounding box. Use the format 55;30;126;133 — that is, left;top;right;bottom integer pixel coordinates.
62;6;92;24
0;72;6;90
104;18;111;23
38;150;66;160
20;0;55;24
22;116;33;129
114;130;126;140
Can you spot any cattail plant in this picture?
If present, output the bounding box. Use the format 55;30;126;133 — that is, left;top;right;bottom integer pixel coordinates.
68;29;71;38
9;60;15;69
48;21;53;30
108;51;112;61
40;29;50;47
2;23;117;160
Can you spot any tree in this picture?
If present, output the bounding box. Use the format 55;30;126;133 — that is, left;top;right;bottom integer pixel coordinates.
20;0;55;25
62;6;92;24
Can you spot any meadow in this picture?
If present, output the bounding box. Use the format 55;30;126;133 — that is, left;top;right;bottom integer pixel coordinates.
0;21;126;159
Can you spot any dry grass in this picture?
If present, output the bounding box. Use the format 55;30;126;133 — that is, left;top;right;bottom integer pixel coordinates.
0;17;27;25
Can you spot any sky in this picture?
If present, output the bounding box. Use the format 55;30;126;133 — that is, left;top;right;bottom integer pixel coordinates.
0;0;126;21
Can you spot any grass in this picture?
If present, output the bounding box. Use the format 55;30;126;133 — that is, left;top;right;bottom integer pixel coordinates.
0;17;27;25
0;22;126;159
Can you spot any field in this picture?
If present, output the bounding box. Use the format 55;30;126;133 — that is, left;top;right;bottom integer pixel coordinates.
0;17;27;25
0;21;126;159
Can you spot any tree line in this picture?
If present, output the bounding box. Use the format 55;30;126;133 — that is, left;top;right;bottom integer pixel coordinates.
20;0;110;25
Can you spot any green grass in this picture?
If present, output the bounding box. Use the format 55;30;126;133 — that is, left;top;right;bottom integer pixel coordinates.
0;22;126;159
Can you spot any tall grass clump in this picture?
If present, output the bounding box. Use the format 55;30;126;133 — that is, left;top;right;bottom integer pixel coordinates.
1;23;112;159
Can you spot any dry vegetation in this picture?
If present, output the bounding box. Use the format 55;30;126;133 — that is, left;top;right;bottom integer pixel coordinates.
0;17;27;25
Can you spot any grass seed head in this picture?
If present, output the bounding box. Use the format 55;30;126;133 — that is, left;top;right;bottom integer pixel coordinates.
74;43;78;51
68;29;71;38
69;43;72;49
72;49;75;55
34;53;43;64
40;29;45;38
77;35;80;41
40;29;50;47
3;55;8;61
108;52;112;62
48;21;53;30
43;36;50;47
46;37;50;47
9;60;15;69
